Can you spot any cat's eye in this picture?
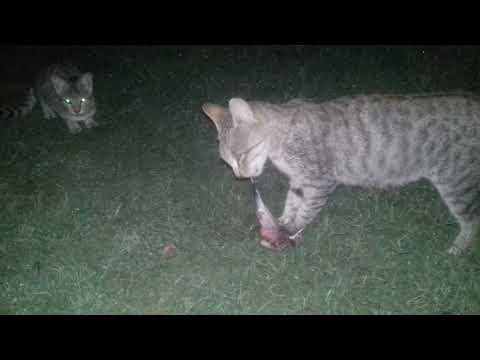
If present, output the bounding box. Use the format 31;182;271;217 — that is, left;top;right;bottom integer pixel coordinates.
80;98;87;103
63;98;72;104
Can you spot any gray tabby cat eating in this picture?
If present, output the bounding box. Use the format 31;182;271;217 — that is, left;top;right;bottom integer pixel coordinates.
203;94;480;255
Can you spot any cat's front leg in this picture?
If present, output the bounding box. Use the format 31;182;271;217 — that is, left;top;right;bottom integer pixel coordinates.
288;182;337;238
272;182;335;249
65;119;82;134
39;99;56;119
278;184;304;233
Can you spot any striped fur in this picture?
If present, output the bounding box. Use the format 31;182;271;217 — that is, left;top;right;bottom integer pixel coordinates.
0;88;37;121
203;93;480;255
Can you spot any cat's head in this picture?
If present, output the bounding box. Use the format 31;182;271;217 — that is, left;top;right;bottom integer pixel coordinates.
51;72;96;116
202;98;270;179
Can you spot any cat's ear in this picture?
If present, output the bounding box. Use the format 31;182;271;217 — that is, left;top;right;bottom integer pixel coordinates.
228;98;255;126
51;74;69;94
202;103;227;132
78;72;93;94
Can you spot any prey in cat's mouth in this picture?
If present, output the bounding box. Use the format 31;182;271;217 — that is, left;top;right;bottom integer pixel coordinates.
251;178;303;251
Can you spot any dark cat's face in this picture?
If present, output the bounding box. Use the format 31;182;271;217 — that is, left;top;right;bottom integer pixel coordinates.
52;72;96;117
202;99;270;178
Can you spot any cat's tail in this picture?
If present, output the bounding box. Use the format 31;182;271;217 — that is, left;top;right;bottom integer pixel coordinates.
0;87;37;121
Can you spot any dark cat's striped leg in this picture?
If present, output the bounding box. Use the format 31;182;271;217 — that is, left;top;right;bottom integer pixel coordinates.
39;98;56;119
64;119;82;134
433;174;480;255
83;116;99;129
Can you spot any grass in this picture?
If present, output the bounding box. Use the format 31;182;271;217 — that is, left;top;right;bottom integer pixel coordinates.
1;45;480;314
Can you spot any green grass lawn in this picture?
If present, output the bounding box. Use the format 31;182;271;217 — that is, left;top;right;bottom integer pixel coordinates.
1;45;480;314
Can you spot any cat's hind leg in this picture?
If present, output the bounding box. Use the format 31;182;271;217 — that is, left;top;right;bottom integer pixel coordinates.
433;172;480;255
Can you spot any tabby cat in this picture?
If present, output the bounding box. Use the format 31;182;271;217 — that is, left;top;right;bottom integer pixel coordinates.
202;94;480;255
0;64;97;134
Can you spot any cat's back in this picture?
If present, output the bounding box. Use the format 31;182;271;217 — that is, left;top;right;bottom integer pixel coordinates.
350;92;480;124
294;92;480;187
316;92;480;140
249;100;307;125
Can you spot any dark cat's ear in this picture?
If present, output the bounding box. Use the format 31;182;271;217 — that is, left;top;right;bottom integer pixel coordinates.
202;103;227;132
228;98;255;126
78;72;93;94
51;74;69;94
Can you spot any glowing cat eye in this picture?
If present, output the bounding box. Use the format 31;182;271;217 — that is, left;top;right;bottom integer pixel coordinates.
80;98;86;103
63;98;71;104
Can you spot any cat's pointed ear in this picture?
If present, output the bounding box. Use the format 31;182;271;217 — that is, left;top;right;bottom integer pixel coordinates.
228;98;255;126
51;74;69;94
202;103;227;132
78;72;93;94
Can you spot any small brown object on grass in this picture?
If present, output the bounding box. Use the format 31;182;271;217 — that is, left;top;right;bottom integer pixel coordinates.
162;243;177;258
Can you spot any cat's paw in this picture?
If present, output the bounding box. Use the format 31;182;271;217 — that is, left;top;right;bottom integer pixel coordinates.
278;215;291;226
84;119;99;128
68;126;82;134
277;217;297;233
43;111;56;119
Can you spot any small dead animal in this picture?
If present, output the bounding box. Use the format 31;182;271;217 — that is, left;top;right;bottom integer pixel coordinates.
251;178;303;251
